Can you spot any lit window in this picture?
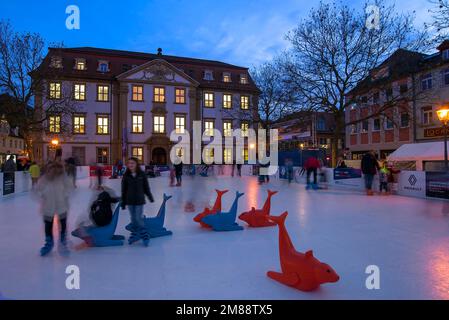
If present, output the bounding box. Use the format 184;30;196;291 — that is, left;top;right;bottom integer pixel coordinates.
204;148;215;163
223;120;232;137
132;85;144;101
153;87;165;102
242;148;249;161
223;148;233;163
49;82;61;99
350;124;358;134
362;120;369;133
132;147;144;162
75;58;86;70
49;115;61;133
204;92;214;108
175;116;186;134
132;113;144;133
241;121;249;137
96;115;109;134
97;147;109;164
240;74;248;84
153;116;165;133
175;88;186;104
98;60;109;72
73;115;85;134
223;94;232;109
204;70;214;81
422;108;433;125
50;56;63;68
223;73;232;83
97;85;109;102
73;83;86;101
204;120;214;136
240;95;250;110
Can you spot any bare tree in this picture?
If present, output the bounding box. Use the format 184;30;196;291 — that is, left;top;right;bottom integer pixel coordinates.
427;0;449;41
251;60;296;128
281;0;429;165
0;20;77;157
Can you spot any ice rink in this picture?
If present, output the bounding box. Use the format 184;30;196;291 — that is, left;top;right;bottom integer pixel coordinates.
1;175;449;300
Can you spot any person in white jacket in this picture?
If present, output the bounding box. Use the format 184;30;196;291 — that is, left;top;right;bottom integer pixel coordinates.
36;161;74;256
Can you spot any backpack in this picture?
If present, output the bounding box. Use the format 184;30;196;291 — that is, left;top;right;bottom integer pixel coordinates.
90;191;116;226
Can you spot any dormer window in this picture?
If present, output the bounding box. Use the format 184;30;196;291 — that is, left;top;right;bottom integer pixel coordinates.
75;58;86;70
443;49;449;60
223;72;232;83
98;60;109;73
50;56;63;68
204;70;214;81
240;74;248;84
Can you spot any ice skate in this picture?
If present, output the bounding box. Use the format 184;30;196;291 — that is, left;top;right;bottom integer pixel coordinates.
40;236;54;256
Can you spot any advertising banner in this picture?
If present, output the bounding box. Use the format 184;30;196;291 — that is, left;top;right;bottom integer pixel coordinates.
89;166;113;177
426;171;449;200
3;172;15;196
397;171;426;198
334;167;362;180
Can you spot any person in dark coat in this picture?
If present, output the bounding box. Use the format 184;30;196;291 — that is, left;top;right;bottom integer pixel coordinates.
361;150;380;196
174;161;183;186
121;157;154;246
3;155;16;173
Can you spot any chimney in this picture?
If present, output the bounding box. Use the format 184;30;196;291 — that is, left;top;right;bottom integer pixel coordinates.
157;48;162;56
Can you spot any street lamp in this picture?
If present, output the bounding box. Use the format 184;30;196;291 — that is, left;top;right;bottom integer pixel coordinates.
50;139;59;147
437;106;449;171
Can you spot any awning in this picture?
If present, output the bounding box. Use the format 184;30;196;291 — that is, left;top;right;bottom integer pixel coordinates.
387;141;449;162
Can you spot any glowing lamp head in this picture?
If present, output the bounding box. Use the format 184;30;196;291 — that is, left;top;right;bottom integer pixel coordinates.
51;139;59;146
249;143;256;149
437;107;449;125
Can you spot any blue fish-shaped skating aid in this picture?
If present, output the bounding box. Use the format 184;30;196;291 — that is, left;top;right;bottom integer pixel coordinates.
201;191;244;231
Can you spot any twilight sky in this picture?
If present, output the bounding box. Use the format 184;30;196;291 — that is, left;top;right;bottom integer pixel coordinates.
0;0;434;68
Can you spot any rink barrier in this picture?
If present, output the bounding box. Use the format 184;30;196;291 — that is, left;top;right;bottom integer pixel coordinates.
0;171;32;199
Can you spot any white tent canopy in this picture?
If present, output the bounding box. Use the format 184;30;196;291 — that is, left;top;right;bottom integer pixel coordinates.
387;141;449;162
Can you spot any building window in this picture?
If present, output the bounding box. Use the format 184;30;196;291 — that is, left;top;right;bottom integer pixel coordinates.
373;118;380;131
362;120;369;132
97;85;109;102
400;113;410;128
204;92;214;108
49;82;61;99
421;74;432;91
385;87;393;100
204;148;215;163
73;83;86;101
204;120;215;136
223;94;232;109
96;115;109;134
242;148;249;161
373;92;380;104
223;72;232;83
442;69;449;86
223;148;232;163
422;108;433;125
50;56;63;68
75;58;86;70
240;74;248;84
240;95;250;110
204;70;214;81
98;60;109;73
73;114;85;134
97;147;109;164
399;83;408;94
241;121;249;137
153;86;165;102
132;85;144;101
223;120;232;137
385;117;394;130
316;118;326;131
443;49;449;60
175;88;186;104
175;115;186;134
350;124;358;134
132;113;144;133
132;147;144;162
153;115;165;133
48;115;61;133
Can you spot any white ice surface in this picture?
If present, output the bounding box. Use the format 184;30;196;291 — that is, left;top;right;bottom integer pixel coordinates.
1;175;449;300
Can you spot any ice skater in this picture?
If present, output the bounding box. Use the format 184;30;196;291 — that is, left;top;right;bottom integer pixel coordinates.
36;161;74;256
304;156;321;190
121;157;154;246
174;161;183;186
379;162;390;195
361;150;380;196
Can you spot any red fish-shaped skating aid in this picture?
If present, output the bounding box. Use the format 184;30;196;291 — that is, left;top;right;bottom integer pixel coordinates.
239;190;277;227
193;189;228;228
267;212;340;291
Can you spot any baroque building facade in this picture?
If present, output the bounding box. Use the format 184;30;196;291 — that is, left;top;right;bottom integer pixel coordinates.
33;47;260;165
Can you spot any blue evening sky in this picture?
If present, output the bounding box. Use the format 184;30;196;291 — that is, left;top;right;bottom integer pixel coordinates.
0;0;431;68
